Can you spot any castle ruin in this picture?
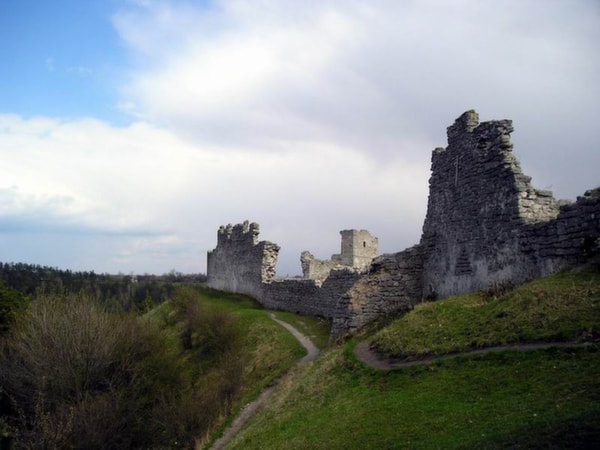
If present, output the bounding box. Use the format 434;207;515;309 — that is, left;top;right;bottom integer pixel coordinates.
207;110;600;339
301;230;378;285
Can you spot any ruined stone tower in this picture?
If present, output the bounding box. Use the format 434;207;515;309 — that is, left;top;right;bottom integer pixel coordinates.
420;110;599;298
207;110;600;339
332;230;379;270
300;229;378;285
206;221;280;299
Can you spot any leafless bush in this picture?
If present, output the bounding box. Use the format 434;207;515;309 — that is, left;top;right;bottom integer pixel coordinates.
0;289;247;449
479;280;515;301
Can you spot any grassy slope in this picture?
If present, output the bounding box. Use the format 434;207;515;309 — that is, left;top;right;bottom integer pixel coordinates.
271;310;331;350
149;286;332;446
373;269;600;359
151;287;313;403
229;269;600;449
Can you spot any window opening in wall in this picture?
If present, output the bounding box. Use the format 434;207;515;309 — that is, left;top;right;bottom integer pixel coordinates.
363;241;366;247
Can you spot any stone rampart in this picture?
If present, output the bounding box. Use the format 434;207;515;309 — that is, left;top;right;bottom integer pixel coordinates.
300;252;343;285
331;245;423;338
206;110;599;339
300;229;379;285
206;221;279;299
260;269;362;319
420;110;600;298
332;230;379;269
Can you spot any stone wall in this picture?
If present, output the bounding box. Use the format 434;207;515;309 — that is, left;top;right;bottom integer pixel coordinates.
206;110;600;339
206;220;423;340
207;223;367;328
332;230;379;269
300;229;379;285
521;188;600;273
300;251;343;285
206;221;279;299
420;110;600;298
260;269;362;319
331;245;423;338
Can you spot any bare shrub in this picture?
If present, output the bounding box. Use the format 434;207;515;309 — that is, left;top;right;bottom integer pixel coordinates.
0;289;248;449
479;280;515;301
0;294;123;413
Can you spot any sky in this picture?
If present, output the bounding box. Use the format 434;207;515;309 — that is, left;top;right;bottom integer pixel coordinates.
0;0;599;275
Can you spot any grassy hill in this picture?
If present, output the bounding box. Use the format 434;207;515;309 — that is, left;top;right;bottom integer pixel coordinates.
228;267;600;449
147;286;331;446
372;268;599;359
0;285;329;449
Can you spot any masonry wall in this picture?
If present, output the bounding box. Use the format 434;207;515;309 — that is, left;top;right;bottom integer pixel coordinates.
206;110;600;339
301;230;379;285
332;229;379;269
331;245;423;338
420;110;600;298
207;221;279;299
300;251;343;285
260;269;362;319
521;188;600;272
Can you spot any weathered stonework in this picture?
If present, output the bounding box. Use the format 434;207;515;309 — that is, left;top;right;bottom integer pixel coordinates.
206;221;279;299
420;110;600;298
332;230;379;269
300;230;378;285
331;246;423;338
207;110;600;339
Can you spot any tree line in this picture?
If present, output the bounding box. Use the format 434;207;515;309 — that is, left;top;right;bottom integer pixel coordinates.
0;262;245;449
0;261;207;312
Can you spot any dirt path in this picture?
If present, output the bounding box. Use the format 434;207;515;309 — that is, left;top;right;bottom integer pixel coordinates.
210;313;319;450
355;341;594;370
268;313;320;363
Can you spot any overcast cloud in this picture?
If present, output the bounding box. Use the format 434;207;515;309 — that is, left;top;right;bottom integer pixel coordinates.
1;0;599;275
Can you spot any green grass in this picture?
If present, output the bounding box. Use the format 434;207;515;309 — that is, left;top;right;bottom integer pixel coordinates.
226;268;600;449
151;286;308;401
372;269;600;359
230;345;600;449
271;310;331;350
148;285;333;446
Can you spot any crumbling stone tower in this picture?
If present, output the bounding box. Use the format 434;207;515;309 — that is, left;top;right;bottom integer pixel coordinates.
301;229;378;285
420;110;599;298
207;221;280;299
332;230;379;270
206;110;600;339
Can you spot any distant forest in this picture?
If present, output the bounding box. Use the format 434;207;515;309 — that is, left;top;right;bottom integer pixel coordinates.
0;261;207;311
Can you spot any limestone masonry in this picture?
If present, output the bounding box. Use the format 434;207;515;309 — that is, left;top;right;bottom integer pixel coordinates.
207;110;600;339
301;230;378;285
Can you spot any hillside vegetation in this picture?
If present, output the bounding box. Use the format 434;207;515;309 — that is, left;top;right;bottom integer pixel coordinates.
230;267;600;449
372;269;600;359
0;285;322;449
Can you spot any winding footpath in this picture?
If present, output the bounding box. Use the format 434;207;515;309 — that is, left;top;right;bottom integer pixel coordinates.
355;341;595;370
211;317;593;448
210;313;319;450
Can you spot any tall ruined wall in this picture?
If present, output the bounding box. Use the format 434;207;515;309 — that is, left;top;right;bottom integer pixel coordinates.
331;245;423;338
300;251;343;285
421;110;599;298
206;110;599;340
207;221;279;299
521;188;600;271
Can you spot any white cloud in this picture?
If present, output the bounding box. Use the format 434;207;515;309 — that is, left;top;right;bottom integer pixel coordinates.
111;1;600;175
2;0;599;274
0;115;196;229
0;113;429;274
